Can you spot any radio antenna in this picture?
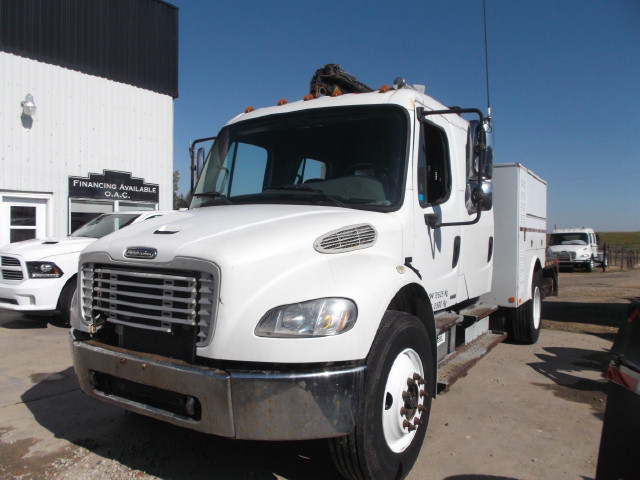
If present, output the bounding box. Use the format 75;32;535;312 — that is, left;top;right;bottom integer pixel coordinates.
483;0;492;129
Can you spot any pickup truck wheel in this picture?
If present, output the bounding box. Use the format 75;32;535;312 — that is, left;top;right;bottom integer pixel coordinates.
511;273;542;344
586;257;594;272
57;279;76;324
329;311;433;480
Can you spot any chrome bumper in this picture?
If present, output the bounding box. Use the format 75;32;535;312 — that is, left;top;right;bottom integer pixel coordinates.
70;331;364;440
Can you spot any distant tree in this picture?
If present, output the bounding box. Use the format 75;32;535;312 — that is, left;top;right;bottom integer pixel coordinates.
173;170;190;209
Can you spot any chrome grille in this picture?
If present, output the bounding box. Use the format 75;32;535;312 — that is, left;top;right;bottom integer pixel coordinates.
1;256;24;280
314;224;377;253
82;263;217;345
556;252;574;262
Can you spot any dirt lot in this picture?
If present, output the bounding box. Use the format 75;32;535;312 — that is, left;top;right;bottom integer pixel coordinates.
0;268;638;480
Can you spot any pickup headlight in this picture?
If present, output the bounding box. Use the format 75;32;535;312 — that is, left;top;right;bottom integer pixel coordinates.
26;262;64;278
255;298;357;337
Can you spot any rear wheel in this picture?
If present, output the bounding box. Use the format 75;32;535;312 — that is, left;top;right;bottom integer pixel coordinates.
511;273;542;344
329;311;434;480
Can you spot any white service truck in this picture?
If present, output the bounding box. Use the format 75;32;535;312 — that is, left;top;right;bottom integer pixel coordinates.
549;227;602;271
70;66;557;480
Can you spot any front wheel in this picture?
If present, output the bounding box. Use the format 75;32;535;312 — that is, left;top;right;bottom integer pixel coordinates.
329;311;434;480
57;278;76;325
586;257;594;272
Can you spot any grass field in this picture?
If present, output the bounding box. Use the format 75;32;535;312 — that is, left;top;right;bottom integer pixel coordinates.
597;232;640;250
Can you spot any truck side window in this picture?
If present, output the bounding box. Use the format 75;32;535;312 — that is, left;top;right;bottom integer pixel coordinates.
418;121;451;206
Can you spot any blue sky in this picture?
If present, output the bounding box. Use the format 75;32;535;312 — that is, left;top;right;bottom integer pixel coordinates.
170;0;639;232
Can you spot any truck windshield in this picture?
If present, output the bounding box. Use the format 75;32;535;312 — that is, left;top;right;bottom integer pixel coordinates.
550;233;589;246
71;213;140;239
191;106;408;211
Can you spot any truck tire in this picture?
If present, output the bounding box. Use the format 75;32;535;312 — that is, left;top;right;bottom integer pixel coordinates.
329;311;433;480
57;278;76;325
511;273;542;344
586;257;594;272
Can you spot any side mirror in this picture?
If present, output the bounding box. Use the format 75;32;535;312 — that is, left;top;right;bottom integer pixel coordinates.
465;180;493;214
196;147;205;177
189;136;216;194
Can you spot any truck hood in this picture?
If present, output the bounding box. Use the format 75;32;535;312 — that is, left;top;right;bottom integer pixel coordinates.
83;204;403;266
0;237;97;261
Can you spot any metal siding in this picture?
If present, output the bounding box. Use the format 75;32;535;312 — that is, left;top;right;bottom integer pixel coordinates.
0;52;173;237
0;0;178;98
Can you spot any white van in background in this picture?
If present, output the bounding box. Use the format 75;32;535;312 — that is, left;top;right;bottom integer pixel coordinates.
549;227;601;272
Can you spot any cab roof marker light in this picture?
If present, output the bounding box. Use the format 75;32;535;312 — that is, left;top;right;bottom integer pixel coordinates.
330;87;342;97
379;85;390;93
244;106;254;113
303;93;314;101
277;98;288;106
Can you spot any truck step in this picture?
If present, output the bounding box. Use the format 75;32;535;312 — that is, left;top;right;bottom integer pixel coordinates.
435;311;463;335
458;303;498;322
437;330;507;392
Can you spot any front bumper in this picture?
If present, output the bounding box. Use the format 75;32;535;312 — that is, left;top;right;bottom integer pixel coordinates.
70;330;365;440
557;259;590;267
0;278;64;312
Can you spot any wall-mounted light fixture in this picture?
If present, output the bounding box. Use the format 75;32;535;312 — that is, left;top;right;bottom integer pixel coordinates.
21;94;36;117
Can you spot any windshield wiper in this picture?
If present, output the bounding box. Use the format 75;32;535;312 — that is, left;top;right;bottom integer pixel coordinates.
266;185;348;208
193;192;233;205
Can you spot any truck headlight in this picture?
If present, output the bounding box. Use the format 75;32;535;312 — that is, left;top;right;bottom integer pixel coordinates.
26;262;64;278
255;298;357;337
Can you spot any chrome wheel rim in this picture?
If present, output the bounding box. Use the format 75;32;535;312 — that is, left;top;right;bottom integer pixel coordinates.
532;286;541;329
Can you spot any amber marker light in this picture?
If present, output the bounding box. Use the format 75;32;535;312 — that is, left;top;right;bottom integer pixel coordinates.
244;106;254;113
303;93;314;101
277;98;287;105
330;87;342;97
508;297;515;304
379;85;390;93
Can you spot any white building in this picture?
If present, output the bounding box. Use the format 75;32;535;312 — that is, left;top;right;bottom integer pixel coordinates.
0;0;178;245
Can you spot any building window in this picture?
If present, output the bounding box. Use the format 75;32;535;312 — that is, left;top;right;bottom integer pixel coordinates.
1;195;50;245
69;200;113;233
10;206;37;242
118;202;157;212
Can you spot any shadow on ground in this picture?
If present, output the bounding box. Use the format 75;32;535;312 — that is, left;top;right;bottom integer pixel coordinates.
528;346;610;420
543;301;627;329
20;367;341;479
0;313;69;330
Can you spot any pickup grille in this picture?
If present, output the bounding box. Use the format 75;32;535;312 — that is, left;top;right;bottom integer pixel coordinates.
81;263;218;359
1;256;24;280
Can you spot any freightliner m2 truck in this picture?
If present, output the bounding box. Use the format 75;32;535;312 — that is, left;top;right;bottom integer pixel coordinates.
70;66;557;480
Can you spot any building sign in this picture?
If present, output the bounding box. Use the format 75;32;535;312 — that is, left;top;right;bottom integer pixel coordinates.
69;170;159;202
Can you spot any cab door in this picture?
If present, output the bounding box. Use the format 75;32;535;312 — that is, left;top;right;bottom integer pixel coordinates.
412;115;464;311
